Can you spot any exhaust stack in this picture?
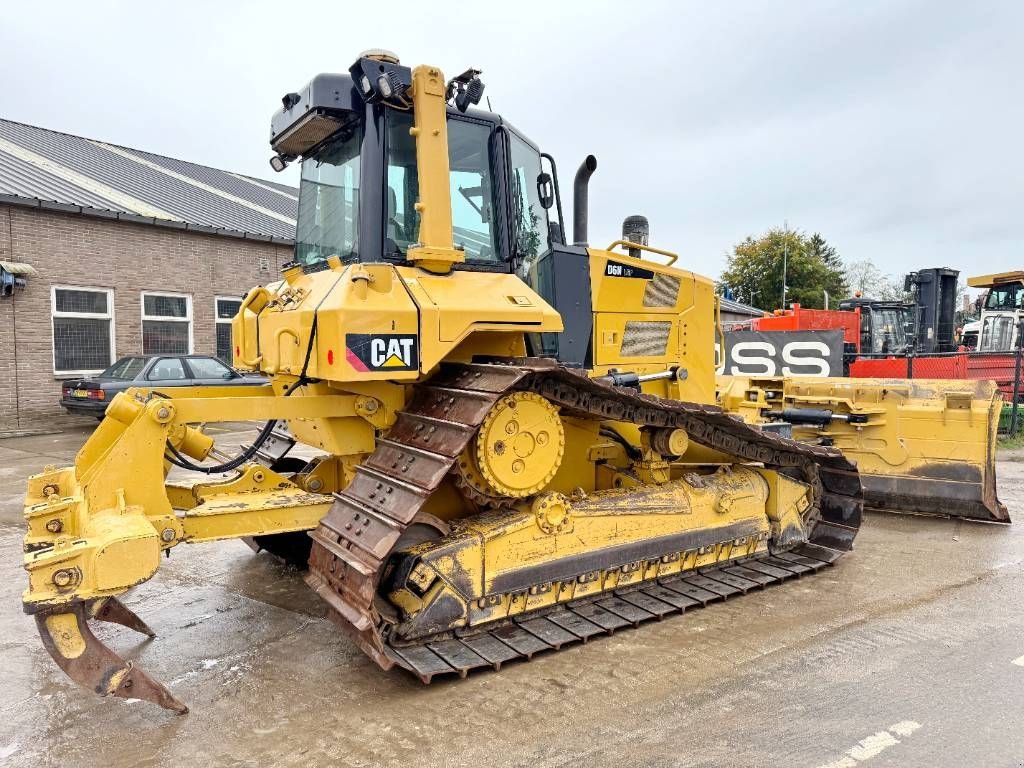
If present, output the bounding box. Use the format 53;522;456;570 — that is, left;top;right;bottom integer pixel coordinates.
572;155;598;246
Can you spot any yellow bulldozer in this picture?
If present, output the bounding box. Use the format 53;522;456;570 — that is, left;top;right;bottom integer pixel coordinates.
20;52;1001;715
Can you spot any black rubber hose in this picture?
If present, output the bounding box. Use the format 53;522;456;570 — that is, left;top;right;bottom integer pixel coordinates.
599;426;641;461
164;315;319;474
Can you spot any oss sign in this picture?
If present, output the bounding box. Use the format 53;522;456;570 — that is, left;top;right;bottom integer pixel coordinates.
721;330;844;377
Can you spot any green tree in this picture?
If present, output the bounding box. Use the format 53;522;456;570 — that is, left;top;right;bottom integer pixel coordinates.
720;228;847;310
807;232;842;271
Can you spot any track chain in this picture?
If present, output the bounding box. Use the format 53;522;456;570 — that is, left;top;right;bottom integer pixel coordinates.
305;360;862;679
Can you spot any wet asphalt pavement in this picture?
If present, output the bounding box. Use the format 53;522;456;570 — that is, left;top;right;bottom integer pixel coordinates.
1;425;1022;767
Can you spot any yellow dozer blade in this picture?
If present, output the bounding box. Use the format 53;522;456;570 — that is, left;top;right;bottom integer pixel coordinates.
718;376;1007;523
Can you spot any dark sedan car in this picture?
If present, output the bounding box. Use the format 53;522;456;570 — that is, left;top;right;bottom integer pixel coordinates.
60;355;266;418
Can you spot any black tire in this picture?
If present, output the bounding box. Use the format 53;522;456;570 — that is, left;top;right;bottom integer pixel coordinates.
250;457;314;567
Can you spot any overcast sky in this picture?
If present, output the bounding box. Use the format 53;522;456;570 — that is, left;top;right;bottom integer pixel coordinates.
2;1;1020;287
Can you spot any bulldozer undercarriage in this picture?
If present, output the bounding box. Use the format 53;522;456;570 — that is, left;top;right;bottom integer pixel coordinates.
306;360;863;682
28;360;862;712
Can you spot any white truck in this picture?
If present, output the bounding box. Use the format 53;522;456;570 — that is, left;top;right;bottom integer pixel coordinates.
967;271;1024;351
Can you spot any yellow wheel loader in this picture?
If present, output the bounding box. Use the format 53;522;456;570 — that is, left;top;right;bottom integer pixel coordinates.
29;50;953;715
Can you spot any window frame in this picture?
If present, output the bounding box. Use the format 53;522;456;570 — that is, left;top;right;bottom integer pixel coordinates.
50;285;116;378
214;296;242;362
140;291;193;355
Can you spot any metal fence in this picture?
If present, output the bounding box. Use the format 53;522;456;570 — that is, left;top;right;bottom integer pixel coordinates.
849;349;1024;435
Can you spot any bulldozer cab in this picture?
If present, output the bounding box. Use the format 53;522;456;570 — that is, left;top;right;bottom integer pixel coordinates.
270;53;603;370
274;59;558;274
966;272;1024;351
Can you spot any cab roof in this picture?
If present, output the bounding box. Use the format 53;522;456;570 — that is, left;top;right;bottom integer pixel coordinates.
966;271;1024;288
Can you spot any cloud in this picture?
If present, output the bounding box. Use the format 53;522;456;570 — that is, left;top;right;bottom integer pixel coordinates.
1;0;1019;287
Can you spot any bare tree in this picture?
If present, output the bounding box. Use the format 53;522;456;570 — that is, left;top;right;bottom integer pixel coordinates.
843;259;904;301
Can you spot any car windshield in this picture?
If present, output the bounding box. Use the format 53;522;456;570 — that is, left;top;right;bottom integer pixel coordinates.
295;122;362;266
99;357;148;379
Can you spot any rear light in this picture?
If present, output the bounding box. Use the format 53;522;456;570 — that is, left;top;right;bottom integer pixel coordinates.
89;390;105;401
62;387;71;397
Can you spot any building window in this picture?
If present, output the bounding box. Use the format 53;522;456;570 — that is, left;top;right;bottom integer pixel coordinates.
51;286;115;376
141;292;192;355
215;296;242;363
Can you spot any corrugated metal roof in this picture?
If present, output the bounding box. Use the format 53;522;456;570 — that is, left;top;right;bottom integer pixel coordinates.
720;297;765;317
0;147;121;210
0;118;297;242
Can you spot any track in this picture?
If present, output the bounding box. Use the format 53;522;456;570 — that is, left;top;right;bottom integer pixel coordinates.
306;360;862;680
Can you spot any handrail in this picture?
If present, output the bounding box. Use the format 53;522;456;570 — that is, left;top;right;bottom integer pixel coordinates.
236;286;271;368
606;239;679;267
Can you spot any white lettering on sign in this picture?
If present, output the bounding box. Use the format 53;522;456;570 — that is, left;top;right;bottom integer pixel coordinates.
370;337;416;367
729;341;776;376
782;341;832;376
727;340;835;377
370;338;387;367
396;337;415;364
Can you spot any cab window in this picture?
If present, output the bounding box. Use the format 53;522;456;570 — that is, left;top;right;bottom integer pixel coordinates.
386;112;500;263
295;123;361;266
985;284;1023;310
508;132;550;271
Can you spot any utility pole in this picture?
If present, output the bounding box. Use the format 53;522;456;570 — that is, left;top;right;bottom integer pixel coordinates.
781;219;788;309
824;289;829;310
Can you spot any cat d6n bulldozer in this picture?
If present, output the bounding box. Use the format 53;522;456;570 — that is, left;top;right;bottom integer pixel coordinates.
34;50;983;715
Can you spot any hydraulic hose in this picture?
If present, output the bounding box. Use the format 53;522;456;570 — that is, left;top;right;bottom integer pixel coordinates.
164;315;319;474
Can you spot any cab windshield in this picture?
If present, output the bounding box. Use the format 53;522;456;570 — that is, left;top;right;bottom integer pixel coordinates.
984;283;1023;310
980;315;1016;351
868;307;909;354
295;122;362;266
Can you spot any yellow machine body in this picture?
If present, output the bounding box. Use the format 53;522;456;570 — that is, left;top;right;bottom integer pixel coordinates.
27;52;985;714
718;375;1007;522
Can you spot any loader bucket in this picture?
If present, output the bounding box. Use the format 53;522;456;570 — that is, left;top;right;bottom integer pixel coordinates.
717;376;1008;523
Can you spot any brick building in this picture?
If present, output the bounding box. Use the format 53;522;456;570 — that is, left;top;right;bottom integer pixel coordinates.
0;119;297;434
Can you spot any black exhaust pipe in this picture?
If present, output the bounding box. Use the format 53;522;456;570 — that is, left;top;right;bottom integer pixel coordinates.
573;155;597;246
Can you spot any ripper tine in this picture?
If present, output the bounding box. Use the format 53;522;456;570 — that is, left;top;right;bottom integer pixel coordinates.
35;604;187;715
91;597;157;638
